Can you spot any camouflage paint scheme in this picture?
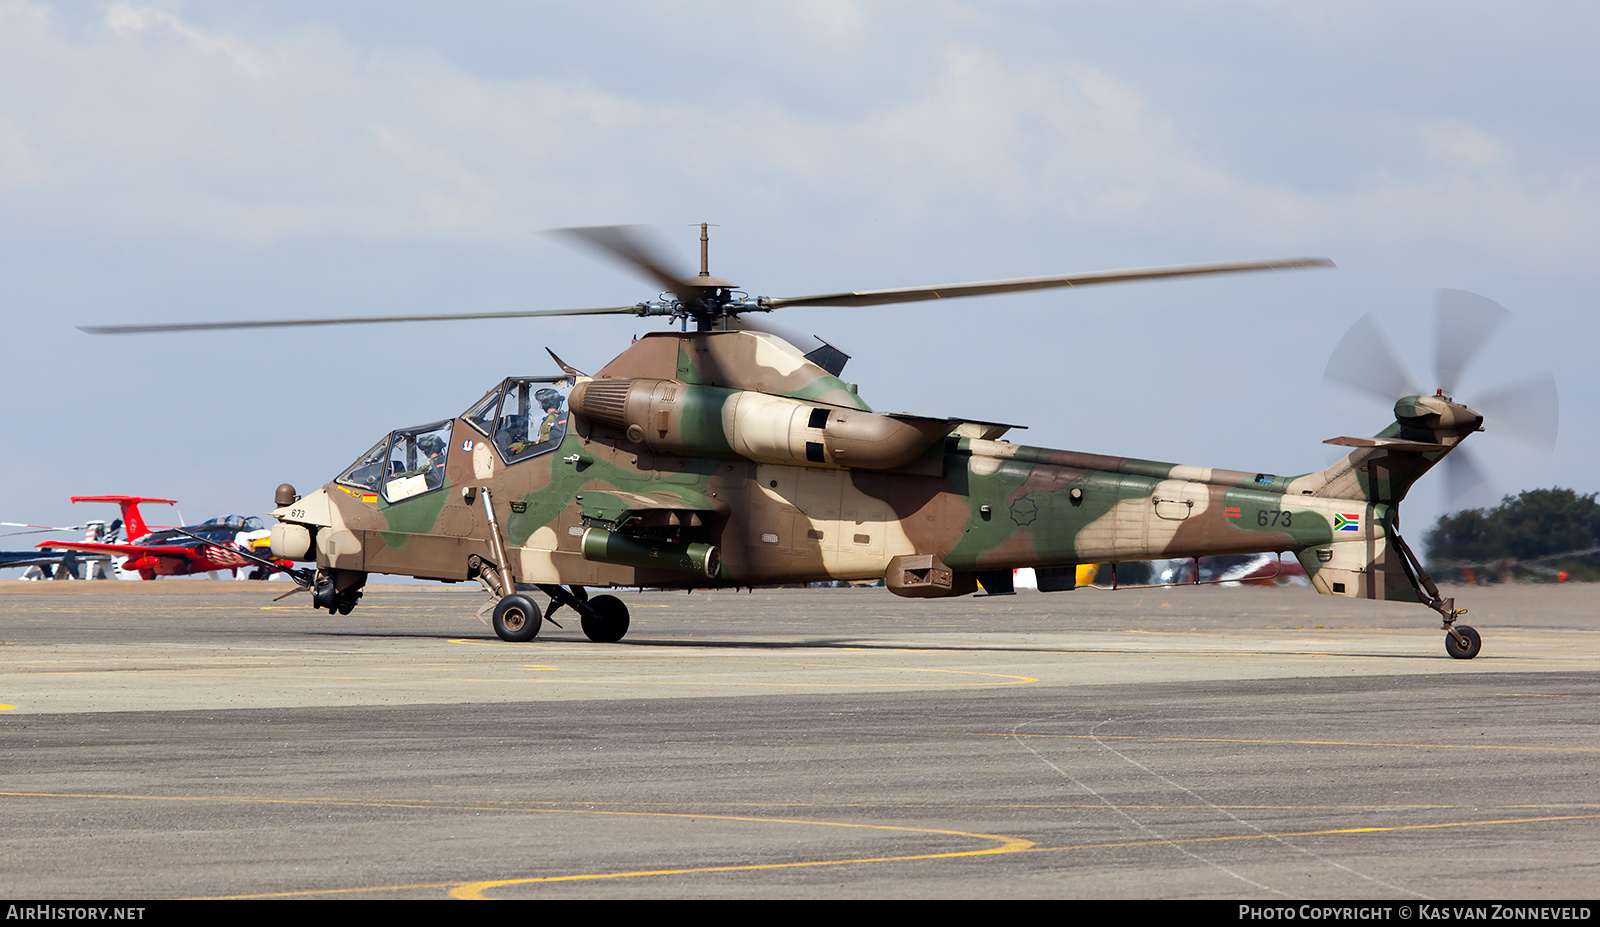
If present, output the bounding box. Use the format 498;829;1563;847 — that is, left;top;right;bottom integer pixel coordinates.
271;329;1481;617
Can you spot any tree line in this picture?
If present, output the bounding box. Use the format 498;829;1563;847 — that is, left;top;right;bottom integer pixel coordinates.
1425;488;1600;582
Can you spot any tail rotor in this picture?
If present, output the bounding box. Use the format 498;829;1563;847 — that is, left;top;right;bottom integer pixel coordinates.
1323;290;1558;505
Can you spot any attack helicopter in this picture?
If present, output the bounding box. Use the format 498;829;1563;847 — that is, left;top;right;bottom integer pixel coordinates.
87;225;1511;658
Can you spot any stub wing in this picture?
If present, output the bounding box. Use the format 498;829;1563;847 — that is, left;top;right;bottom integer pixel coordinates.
574;488;730;528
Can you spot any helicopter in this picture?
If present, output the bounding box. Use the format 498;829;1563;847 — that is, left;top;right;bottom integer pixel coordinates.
87;225;1507;659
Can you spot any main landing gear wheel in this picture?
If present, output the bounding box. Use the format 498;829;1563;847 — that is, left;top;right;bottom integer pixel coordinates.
581;594;630;643
492;593;542;642
1445;625;1482;660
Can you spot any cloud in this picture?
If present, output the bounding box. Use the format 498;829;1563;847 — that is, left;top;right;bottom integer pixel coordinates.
0;1;1594;278
105;2;266;76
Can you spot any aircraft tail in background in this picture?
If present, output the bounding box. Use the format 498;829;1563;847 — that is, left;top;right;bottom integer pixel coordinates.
69;496;177;543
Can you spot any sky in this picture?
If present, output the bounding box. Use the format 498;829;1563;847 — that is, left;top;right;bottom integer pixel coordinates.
2;1;1596;561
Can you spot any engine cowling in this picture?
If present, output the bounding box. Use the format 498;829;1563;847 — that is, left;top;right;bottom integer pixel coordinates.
571;378;952;470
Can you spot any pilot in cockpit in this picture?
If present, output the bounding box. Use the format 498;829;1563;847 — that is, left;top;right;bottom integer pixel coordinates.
416;434;448;488
534;388;567;444
507;389;566;456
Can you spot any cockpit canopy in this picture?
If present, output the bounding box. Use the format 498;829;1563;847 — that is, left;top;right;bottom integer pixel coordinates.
193;515;267;533
337;419;454;504
463;376;573;465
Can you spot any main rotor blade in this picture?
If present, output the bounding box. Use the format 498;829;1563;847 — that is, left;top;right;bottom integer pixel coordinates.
1435;289;1509;394
556;225;699;306
1475;373;1559;448
79;304;648;335
759;256;1334;310
1323;313;1421;401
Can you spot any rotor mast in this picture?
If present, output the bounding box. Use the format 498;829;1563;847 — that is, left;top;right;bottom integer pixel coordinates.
684;222;738;331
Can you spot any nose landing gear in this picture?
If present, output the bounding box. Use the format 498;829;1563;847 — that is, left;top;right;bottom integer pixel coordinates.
1444;623;1482;660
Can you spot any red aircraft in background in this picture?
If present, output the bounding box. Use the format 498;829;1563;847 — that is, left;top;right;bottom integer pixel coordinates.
37;496;286;580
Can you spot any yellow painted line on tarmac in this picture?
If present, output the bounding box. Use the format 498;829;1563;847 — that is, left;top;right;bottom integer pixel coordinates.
4;660;1034;688
997;731;1600;753
216;810;1600;899
514;664;1036;687
1030;812;1600;854
5;789;1595;899
448;814;1033;899
0;704;13;711
450;640;1040;687
1468;690;1600;700
0;789;1028;899
257;604;456;612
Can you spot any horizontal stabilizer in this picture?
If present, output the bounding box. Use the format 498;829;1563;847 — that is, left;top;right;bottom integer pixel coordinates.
1322;436;1448;452
948;418;1027;441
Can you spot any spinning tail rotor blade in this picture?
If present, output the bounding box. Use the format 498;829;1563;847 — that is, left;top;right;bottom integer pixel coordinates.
1444;447;1490;506
1323;313;1421;401
1435;289;1510;394
1324;292;1558;512
1475;373;1559;448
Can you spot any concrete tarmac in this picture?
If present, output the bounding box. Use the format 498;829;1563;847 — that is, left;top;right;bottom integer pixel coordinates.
1;580;1596;899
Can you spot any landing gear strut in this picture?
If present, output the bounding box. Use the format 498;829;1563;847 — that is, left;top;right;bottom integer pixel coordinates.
469;556;633;644
1391;530;1480;659
537;584;631;643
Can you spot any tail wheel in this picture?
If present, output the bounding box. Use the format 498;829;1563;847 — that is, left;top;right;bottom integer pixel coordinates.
1445;625;1482;660
493;593;542;642
581;594;630;643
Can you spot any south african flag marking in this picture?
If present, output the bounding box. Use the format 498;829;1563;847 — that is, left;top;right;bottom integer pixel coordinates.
1333;513;1361;532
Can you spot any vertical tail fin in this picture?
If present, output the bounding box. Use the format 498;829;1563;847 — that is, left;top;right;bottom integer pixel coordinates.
70;496;177;543
1286;393;1483;505
1288;393;1484;604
